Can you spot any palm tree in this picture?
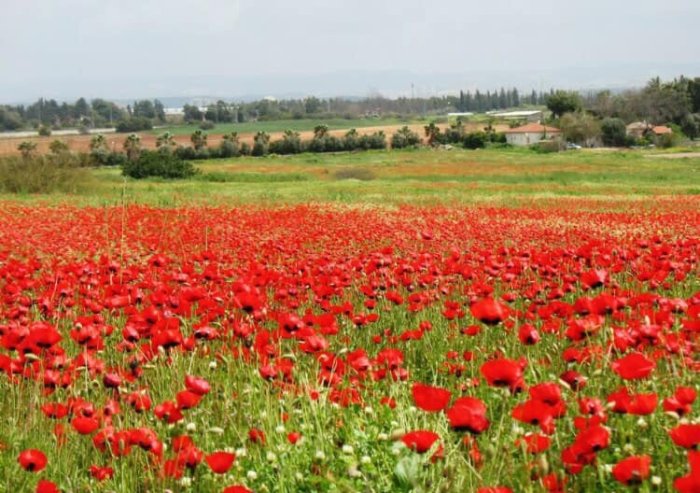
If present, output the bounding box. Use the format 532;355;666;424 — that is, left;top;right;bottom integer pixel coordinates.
190;130;207;151
89;134;108;152
156;132;176;153
313;124;329;139
123;133;142;162
424;122;441;146
17;141;37;159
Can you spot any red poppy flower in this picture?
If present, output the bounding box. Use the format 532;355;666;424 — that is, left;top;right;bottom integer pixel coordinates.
670;424;700;449
401;430;440;453
287;432;301;444
664;387;697;416
612;455;651;485
470;298;508;325
412;383;451;412
516;433;551;454
18;449;47;472
223;486;253;493
185;375;211;395
477;487;512;493
176;390;203;410
71;416;100;435
35;480;60;493
248;428;266;445
611;353;655;380
89;465;114;480
674;450;700;493
480;358;525;392
205;451;236;474
446;397;489;434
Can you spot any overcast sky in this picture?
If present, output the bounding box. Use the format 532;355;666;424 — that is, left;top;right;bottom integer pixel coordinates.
2;0;699;102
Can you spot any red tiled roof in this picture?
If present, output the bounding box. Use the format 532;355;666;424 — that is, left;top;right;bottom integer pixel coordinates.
652;126;672;135
503;123;561;134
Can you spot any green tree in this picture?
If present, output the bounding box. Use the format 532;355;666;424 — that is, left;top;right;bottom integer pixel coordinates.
559;112;602;146
546;91;583;119
600;118;628;147
313;124;329;139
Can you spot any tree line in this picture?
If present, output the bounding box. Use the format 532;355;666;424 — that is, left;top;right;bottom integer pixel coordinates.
0;98;166;132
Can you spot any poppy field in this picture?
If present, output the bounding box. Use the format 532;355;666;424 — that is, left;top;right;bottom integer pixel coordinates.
0;198;699;493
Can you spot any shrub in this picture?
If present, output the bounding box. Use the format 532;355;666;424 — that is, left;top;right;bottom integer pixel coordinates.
0;155;90;193
391;127;422;149
270;131;302;155
38;125;52;137
463;132;487;149
122;150;197;179
49;140;70;155
116;117;153;133
199;121;215;130
358;131;387;150
601;118;628;147
252;132;270;156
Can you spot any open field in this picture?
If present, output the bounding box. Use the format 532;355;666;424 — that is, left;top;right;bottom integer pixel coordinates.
1;148;699;493
20;147;698;207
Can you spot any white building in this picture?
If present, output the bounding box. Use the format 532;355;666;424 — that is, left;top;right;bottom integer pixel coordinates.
491;110;543;122
503;123;561;146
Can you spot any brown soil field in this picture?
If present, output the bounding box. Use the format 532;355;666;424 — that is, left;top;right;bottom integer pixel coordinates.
0;123;508;157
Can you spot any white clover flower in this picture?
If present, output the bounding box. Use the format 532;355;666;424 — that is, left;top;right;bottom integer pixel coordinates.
651;476;662;486
377;433;389;441
236;447;248;457
342;444;354;455
275;425;285;434
179;477;192;487
636;418;648;429
266;452;277;462
295;472;304;481
360;455;371;465
603;464;614;473
315;450;326;460
623;444;635;453
186;422;197;432
209;360;218;370
364;406;374;415
348;465;362;478
247;470;258;481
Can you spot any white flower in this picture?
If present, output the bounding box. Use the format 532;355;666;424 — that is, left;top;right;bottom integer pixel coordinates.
179;477;192;487
360;455;371;465
651;476;662;486
342;444;354;455
236;447;248;457
247;470;258;481
636;418;648;429
208;360;217;370
377;433;389;441
295;472;304;481
186;422;197;432
623;443;635;453
364;406;374;415
348;465;362;478
266;452;277;462
315;450;326;460
275;425;285;434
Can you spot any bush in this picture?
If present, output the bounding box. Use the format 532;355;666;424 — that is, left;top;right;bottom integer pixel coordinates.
463;132;487;149
38;125;52;137
116;117;153;133
270;131;302;155
391;127;422;149
601;118;628;147
199;121;215;130
358;131;387;150
0;155;90;193
122;150;197;179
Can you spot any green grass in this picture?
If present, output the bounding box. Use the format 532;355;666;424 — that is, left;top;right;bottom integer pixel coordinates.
150;118;415;136
2;147;699;208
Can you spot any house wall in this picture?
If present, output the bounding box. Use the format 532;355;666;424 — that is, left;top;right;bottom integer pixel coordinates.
506;132;561;146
